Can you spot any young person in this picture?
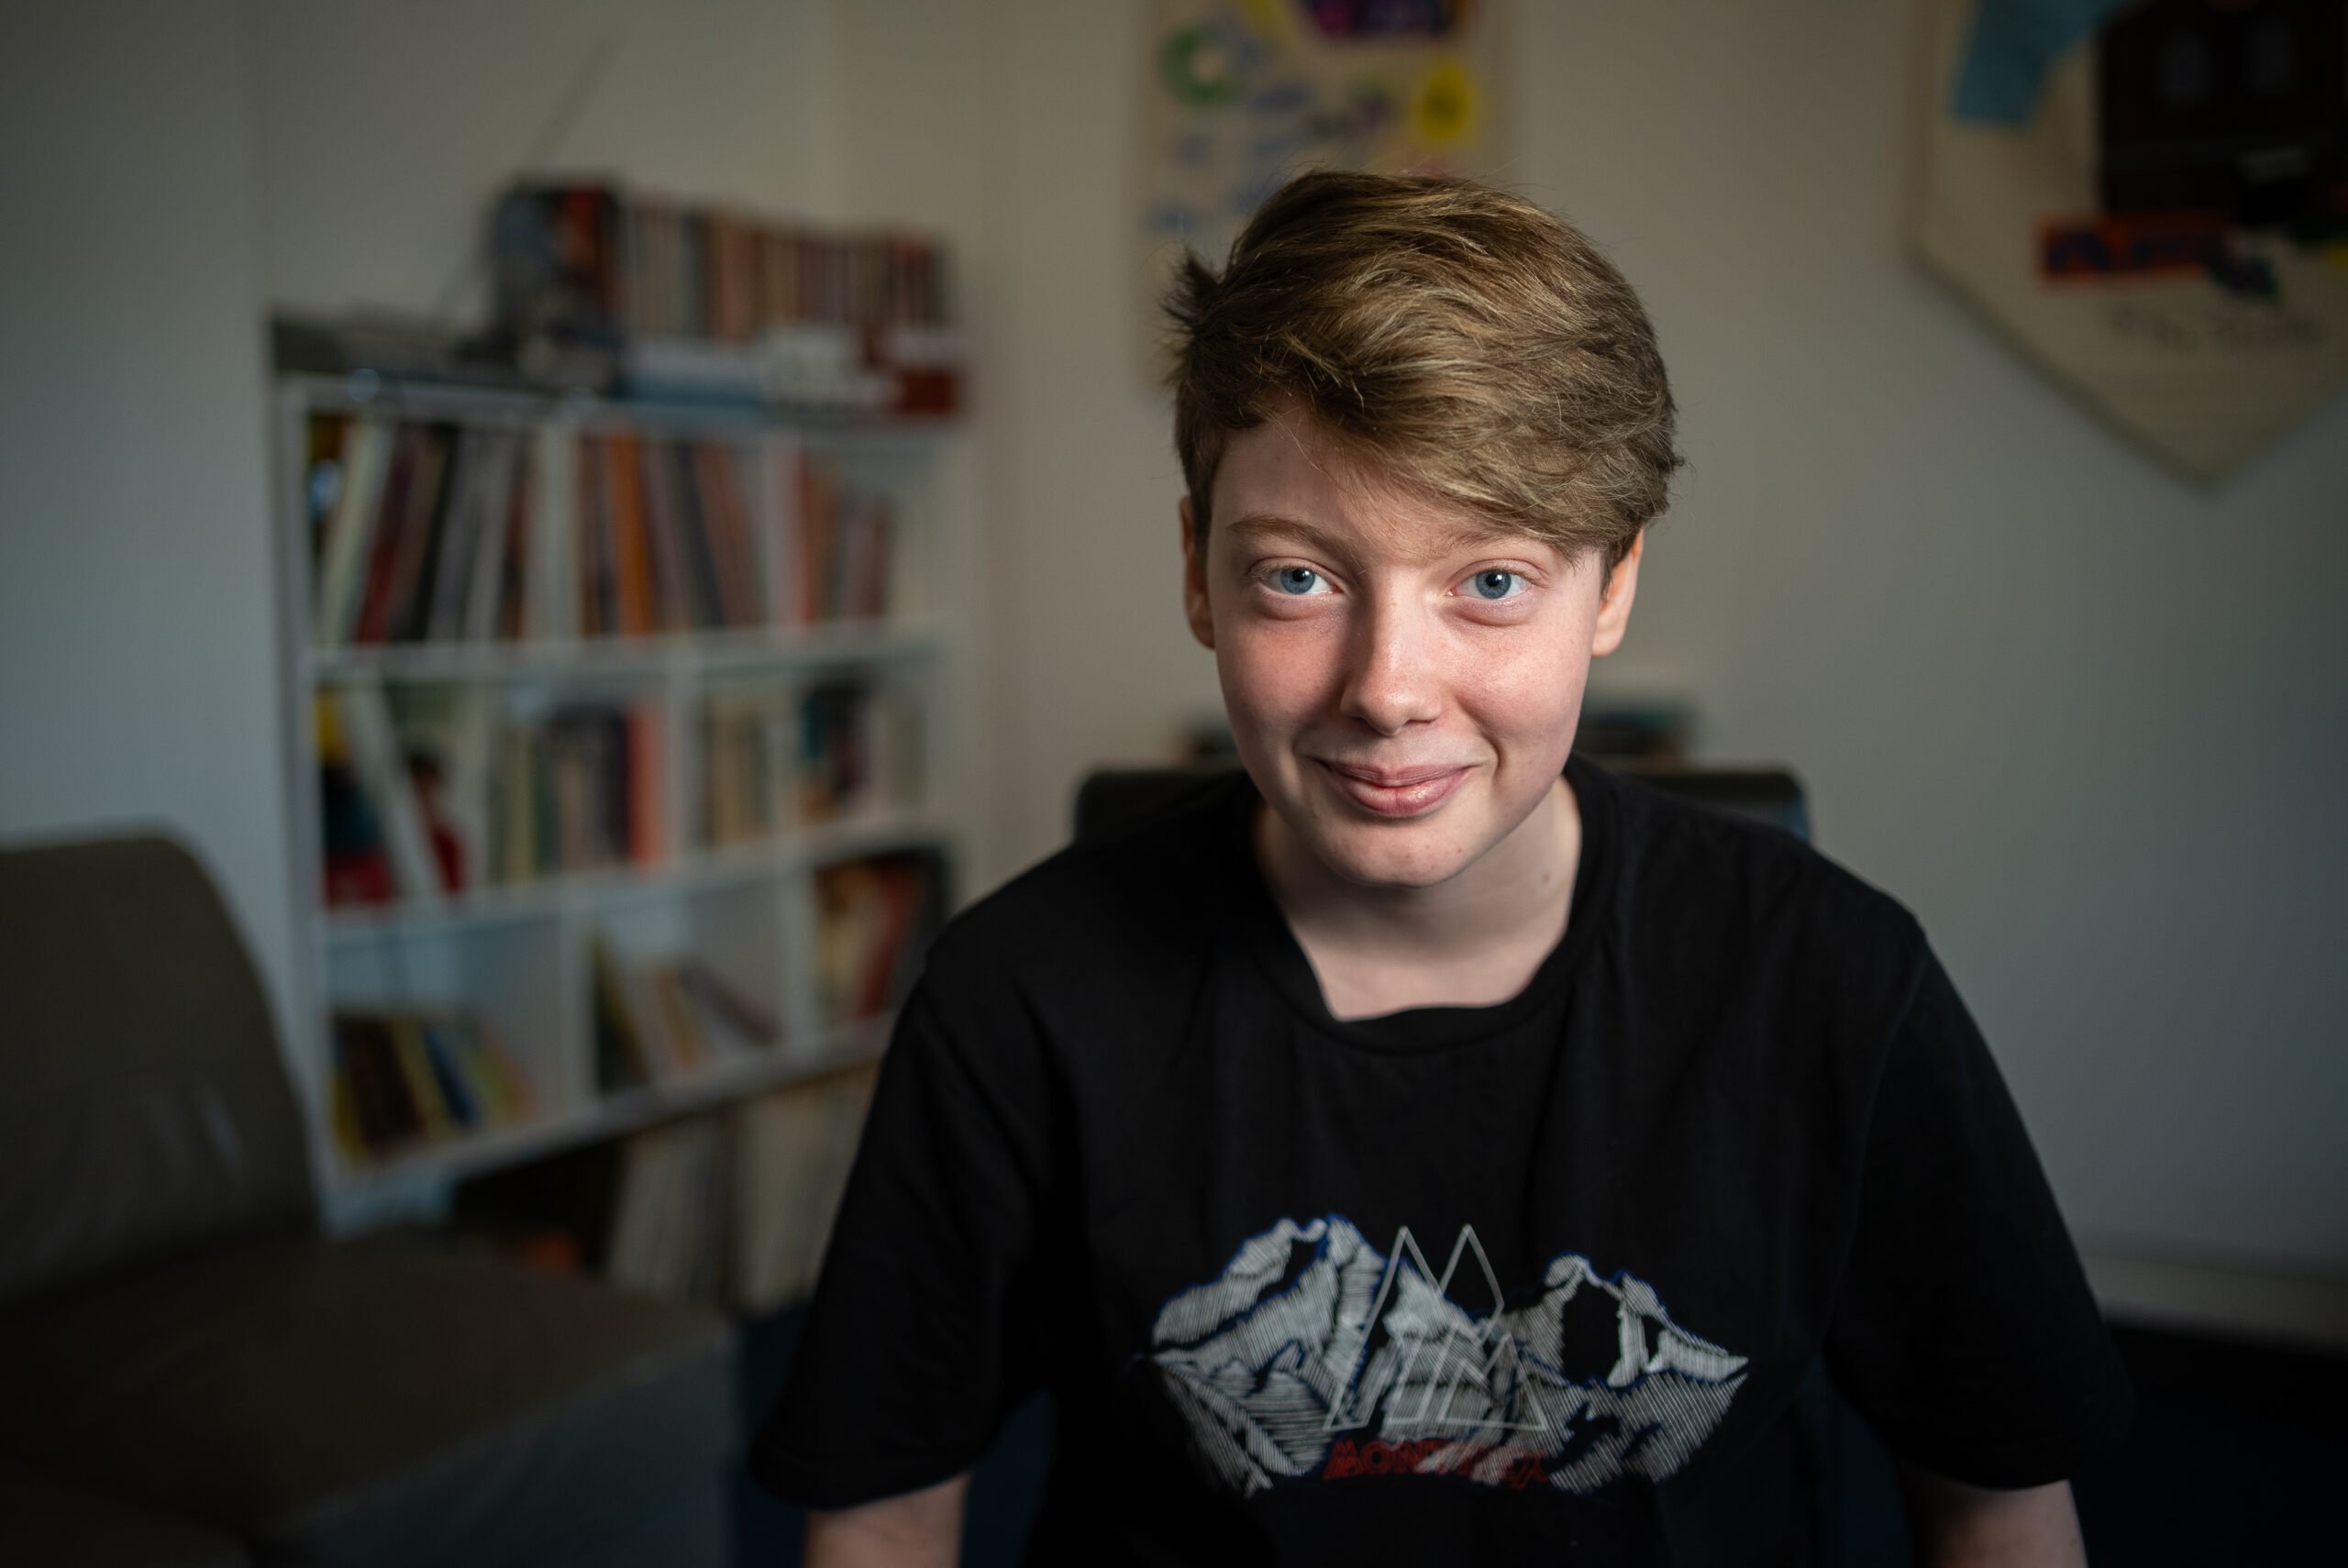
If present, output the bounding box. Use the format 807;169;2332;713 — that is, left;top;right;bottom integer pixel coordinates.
751;171;2132;1565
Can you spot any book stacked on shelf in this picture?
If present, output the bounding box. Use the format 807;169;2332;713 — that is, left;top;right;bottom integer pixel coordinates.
798;678;921;824
787;444;893;624
301;414;899;649
523;697;667;879
319;684;449;908
814;852;942;1028
597;1061;877;1308
320;686;664;908
278;337;958;1210
309;418;536;647
699;686;782;849
603;1116;730;1303
575;432;760;635
493;180;960;414
329;1009;533;1163
496;182;948;340
729;1066;877;1311
569;436;899;631
588;932;782;1093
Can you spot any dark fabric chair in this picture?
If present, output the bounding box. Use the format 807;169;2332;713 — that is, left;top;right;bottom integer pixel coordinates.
1068;758;1914;1565
0;831;739;1568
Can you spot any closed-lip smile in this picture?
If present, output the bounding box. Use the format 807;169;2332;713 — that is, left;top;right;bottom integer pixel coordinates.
1321;760;1469;787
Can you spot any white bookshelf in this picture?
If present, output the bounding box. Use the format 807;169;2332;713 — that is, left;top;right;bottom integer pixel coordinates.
269;372;967;1223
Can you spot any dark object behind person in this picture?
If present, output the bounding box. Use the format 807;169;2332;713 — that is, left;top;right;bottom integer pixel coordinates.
0;831;740;1568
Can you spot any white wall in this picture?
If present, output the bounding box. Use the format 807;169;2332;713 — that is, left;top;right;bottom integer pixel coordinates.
0;2;292;1043
835;0;1202;890
248;0;844;322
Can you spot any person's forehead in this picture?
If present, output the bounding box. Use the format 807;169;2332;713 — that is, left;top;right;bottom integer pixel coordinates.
1210;415;1553;565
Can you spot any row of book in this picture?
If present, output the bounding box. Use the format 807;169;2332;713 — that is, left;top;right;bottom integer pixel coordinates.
814;853;941;1028
308;418;533;646
700;689;784;850
588;933;783;1094
574;430;757;635
320;684;663;907
494;182;951;347
329;1009;535;1161
305;414;899;646
321;676;924;907
602;1064;876;1308
570;430;892;636
701;679;922;848
799;678;921;824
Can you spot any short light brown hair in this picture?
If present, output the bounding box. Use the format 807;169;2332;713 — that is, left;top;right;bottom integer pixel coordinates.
1166;170;1680;576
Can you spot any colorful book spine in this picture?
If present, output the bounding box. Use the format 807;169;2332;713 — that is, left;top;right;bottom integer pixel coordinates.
333;682;444;904
348;428;408;645
329;1009;531;1161
312;416;393;646
813;853;940;1026
626;699;665;864
605;433;652;635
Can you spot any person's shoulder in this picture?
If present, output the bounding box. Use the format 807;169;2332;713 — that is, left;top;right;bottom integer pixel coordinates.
1598;762;1928;986
921;768;1241;985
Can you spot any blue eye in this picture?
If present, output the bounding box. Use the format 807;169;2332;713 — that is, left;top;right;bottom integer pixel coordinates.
1255;565;1529;602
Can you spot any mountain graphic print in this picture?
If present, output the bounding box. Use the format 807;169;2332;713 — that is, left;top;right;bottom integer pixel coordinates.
1143;1216;1749;1496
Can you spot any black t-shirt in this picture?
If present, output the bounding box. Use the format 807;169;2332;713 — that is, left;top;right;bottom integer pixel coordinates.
750;753;2133;1563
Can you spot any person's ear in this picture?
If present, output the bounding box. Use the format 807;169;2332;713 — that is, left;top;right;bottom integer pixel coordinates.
1180;495;1214;650
1589;532;1644;658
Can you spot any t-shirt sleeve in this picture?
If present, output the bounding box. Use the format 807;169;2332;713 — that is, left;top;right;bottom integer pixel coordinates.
1821;935;2134;1488
747;927;1059;1508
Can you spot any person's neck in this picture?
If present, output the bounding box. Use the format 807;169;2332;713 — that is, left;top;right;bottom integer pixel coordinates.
1253;773;1581;969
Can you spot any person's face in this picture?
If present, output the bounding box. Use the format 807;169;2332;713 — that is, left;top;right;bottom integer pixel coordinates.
1180;403;1642;892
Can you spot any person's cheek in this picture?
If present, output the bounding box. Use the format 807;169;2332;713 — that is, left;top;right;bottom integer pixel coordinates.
1224;621;1312;725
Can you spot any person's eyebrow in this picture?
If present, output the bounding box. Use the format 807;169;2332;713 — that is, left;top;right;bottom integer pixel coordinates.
1222;511;1517;559
1222;513;1345;550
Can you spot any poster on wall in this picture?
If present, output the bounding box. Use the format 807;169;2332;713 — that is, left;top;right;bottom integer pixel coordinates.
1136;0;1512;381
1911;0;2348;481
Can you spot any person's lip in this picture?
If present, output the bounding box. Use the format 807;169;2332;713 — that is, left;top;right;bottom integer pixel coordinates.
1321;761;1471;787
1316;760;1472;818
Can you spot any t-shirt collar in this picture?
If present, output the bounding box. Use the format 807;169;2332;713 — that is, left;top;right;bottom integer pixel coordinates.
1221;751;1618;1053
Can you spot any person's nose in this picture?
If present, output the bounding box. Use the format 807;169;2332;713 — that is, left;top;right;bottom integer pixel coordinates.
1335;589;1445;736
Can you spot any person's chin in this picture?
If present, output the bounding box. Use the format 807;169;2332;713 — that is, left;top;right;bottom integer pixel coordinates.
1300;817;1474;889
